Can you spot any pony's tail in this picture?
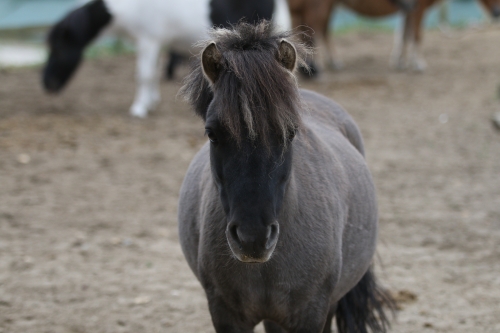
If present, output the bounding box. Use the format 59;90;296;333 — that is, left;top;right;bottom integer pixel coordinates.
335;268;395;333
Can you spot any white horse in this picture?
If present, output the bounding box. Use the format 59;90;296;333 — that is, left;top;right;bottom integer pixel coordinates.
43;0;291;118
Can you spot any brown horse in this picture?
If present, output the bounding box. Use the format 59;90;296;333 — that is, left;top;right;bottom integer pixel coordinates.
288;0;500;73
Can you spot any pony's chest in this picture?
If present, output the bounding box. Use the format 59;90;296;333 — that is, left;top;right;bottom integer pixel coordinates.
211;269;300;319
202;259;333;322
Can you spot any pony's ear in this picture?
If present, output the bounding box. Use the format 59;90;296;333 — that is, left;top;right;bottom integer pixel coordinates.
201;42;222;84
277;39;297;72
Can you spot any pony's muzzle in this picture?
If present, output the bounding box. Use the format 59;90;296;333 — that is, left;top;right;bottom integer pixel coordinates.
226;221;279;263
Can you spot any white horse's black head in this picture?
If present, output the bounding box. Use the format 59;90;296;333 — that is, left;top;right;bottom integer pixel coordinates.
44;20;85;92
182;22;309;263
43;0;111;93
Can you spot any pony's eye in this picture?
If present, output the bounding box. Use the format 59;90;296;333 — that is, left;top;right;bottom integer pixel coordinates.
206;130;218;144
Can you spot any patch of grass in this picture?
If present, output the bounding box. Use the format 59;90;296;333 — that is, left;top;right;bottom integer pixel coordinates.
0;26;48;44
84;38;135;59
447;19;471;29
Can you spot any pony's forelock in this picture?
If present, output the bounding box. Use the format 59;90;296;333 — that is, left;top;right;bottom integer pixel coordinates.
181;21;312;149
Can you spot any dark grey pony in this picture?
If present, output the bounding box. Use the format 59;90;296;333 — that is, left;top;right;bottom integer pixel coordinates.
178;21;393;333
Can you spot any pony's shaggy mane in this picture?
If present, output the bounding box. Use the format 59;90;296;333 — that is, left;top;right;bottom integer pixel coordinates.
181;21;311;148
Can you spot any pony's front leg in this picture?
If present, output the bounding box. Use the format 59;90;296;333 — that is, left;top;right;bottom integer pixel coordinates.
130;37;161;118
263;307;334;333
207;295;256;333
286;300;332;333
263;320;287;333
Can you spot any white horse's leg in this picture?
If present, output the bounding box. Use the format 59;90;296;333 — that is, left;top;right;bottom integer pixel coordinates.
273;0;292;31
130;37;162;118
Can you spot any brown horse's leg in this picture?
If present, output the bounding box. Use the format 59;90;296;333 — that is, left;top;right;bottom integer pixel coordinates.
321;6;343;70
408;0;438;71
288;0;309;45
288;0;318;75
302;0;338;71
390;11;414;69
207;292;256;333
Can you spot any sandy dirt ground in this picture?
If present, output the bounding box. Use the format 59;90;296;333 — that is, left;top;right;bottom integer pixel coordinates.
1;28;500;333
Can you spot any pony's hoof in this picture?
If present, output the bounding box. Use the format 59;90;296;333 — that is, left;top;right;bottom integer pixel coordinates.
130;105;148;118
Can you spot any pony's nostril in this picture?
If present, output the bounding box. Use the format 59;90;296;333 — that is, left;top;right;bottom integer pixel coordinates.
266;225;272;239
229;223;242;248
266;223;279;249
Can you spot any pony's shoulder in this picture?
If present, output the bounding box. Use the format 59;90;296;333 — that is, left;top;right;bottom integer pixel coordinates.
184;142;211;182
